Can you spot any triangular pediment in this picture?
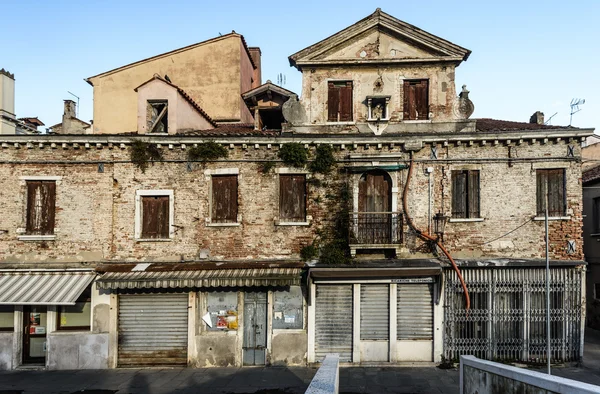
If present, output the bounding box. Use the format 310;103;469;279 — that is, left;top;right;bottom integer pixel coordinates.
289;9;470;68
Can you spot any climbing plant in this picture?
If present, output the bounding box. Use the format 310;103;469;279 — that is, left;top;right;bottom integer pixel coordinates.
310;144;336;174
187;141;228;162
278;142;308;168
258;161;276;175
130;140;163;173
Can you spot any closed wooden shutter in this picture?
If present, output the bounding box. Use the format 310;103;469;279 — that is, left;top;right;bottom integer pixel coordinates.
212;175;238;223
315;285;353;362
468;171;480;218
537;169;565;216
279;175;306;222
403;80;429;120
360;284;389;340
340;82;353;121
141;196;170;238
118;294;188;366
397;284;433;340
327;82;339;122
452;171;467;218
26;181;56;235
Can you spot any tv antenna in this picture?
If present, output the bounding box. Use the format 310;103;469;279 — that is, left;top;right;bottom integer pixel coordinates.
569;98;585;126
544;112;557;125
67;91;80;118
277;73;286;86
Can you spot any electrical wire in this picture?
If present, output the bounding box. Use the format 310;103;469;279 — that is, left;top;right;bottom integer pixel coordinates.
478;217;535;245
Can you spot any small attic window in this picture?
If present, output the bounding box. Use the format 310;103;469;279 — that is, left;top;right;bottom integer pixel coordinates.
147;100;168;133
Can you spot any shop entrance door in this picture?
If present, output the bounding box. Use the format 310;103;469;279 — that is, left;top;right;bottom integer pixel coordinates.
243;292;267;365
23;306;47;364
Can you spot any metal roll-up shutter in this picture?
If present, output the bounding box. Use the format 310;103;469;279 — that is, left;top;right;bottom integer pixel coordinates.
118;293;189;366
360;284;389;340
397;284;433;340
315;285;353;362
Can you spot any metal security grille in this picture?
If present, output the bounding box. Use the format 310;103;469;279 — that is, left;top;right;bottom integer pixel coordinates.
360;284;389;340
397;284;433;340
118;294;189;366
444;267;582;363
315;285;353;362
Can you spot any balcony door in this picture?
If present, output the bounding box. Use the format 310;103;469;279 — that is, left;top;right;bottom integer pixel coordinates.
357;171;393;244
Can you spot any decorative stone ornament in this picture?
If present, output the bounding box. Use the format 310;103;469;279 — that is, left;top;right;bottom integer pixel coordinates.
453;85;475;119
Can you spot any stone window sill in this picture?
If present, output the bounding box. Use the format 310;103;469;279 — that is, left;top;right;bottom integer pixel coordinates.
533;216;571;221
206;222;241;227
449;218;484;223
275;221;311;226
402;119;432;123
18;235;56;241
591;233;600;237
325;121;356;126
135;238;173;242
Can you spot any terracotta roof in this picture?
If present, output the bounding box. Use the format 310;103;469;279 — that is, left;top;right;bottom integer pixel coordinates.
178;123;279;136
135;74;217;128
49;117;91;129
86;33;256;84
583;165;600;184
95;260;303;273
475;118;566;132
18;117;45;126
242;81;297;100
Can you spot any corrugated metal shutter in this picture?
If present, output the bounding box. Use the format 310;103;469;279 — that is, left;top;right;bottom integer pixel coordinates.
315;285;353;362
397;284;433;340
118;294;188;366
360;284;389;340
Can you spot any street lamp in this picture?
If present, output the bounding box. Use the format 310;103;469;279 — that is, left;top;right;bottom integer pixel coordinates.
433;211;449;240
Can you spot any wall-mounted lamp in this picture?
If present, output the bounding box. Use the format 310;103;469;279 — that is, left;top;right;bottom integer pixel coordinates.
433;211;449;240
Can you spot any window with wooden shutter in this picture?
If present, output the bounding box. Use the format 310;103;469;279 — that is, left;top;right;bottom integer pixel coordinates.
26;181;56;235
536;169;566;217
212;175;238;223
403;80;429;120
279;175;306;222
451;170;480;219
327;81;353;122
141;195;170;238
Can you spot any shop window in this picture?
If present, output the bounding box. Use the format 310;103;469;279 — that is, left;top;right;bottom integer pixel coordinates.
272;286;303;329
147;100;168;133
279;175;306;223
212;175;238;223
327;81;353;122
135;190;174;240
536;169;566;217
26;180;56;235
206;291;238;331
0;306;14;332
57;287;91;331
403;79;429;120
452;170;480;218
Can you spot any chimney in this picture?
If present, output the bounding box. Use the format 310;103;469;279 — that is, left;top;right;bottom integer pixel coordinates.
64;99;76;119
0;68;16;134
529;111;544;125
249;47;261;88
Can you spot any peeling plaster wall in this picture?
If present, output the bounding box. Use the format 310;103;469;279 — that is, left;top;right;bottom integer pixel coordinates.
192;334;239;367
0;333;15;370
271;331;307;366
46;333;109;369
300;64;457;126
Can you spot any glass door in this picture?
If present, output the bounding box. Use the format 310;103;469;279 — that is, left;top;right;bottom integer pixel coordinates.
23;306;47;364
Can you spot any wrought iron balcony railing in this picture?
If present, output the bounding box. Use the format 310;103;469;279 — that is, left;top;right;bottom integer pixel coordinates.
348;212;403;245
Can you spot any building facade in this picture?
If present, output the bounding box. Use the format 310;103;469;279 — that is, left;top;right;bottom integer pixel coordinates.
0;9;593;369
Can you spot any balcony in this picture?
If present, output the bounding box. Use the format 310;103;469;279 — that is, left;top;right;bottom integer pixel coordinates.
348;212;404;256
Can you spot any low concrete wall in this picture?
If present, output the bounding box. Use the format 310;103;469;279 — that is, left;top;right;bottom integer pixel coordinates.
460;355;600;394
306;354;339;394
271;331;307;366
193;333;238;367
0;332;15;370
47;332;109;370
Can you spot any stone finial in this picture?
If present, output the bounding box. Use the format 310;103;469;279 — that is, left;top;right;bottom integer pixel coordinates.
282;94;307;126
0;68;15;80
454;85;475;119
529;111;544;125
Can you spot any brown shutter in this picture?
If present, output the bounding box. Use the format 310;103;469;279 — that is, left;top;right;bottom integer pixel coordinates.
415;80;429;120
26;181;40;234
340;82;353;121
403;80;412;120
452;171;467;218
547;169;565;216
468;171;480;218
536;170;546;216
280;175;306;222
41;181;56;235
141;196;169;239
327;82;339;122
212;175;238;223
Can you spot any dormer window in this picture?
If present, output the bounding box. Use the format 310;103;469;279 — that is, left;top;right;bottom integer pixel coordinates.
147;100;168;133
367;96;390;121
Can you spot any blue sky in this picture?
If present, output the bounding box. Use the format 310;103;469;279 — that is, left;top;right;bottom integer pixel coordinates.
1;0;598;132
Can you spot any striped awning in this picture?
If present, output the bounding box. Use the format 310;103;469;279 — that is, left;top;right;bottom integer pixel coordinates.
0;270;96;305
96;267;302;290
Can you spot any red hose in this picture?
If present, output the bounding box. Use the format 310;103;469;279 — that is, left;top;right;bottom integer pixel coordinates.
402;156;471;311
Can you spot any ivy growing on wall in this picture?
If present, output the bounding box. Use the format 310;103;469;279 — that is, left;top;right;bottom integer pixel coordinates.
187;141;228;162
278;142;308;168
130;140;163;173
310;144;336;174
